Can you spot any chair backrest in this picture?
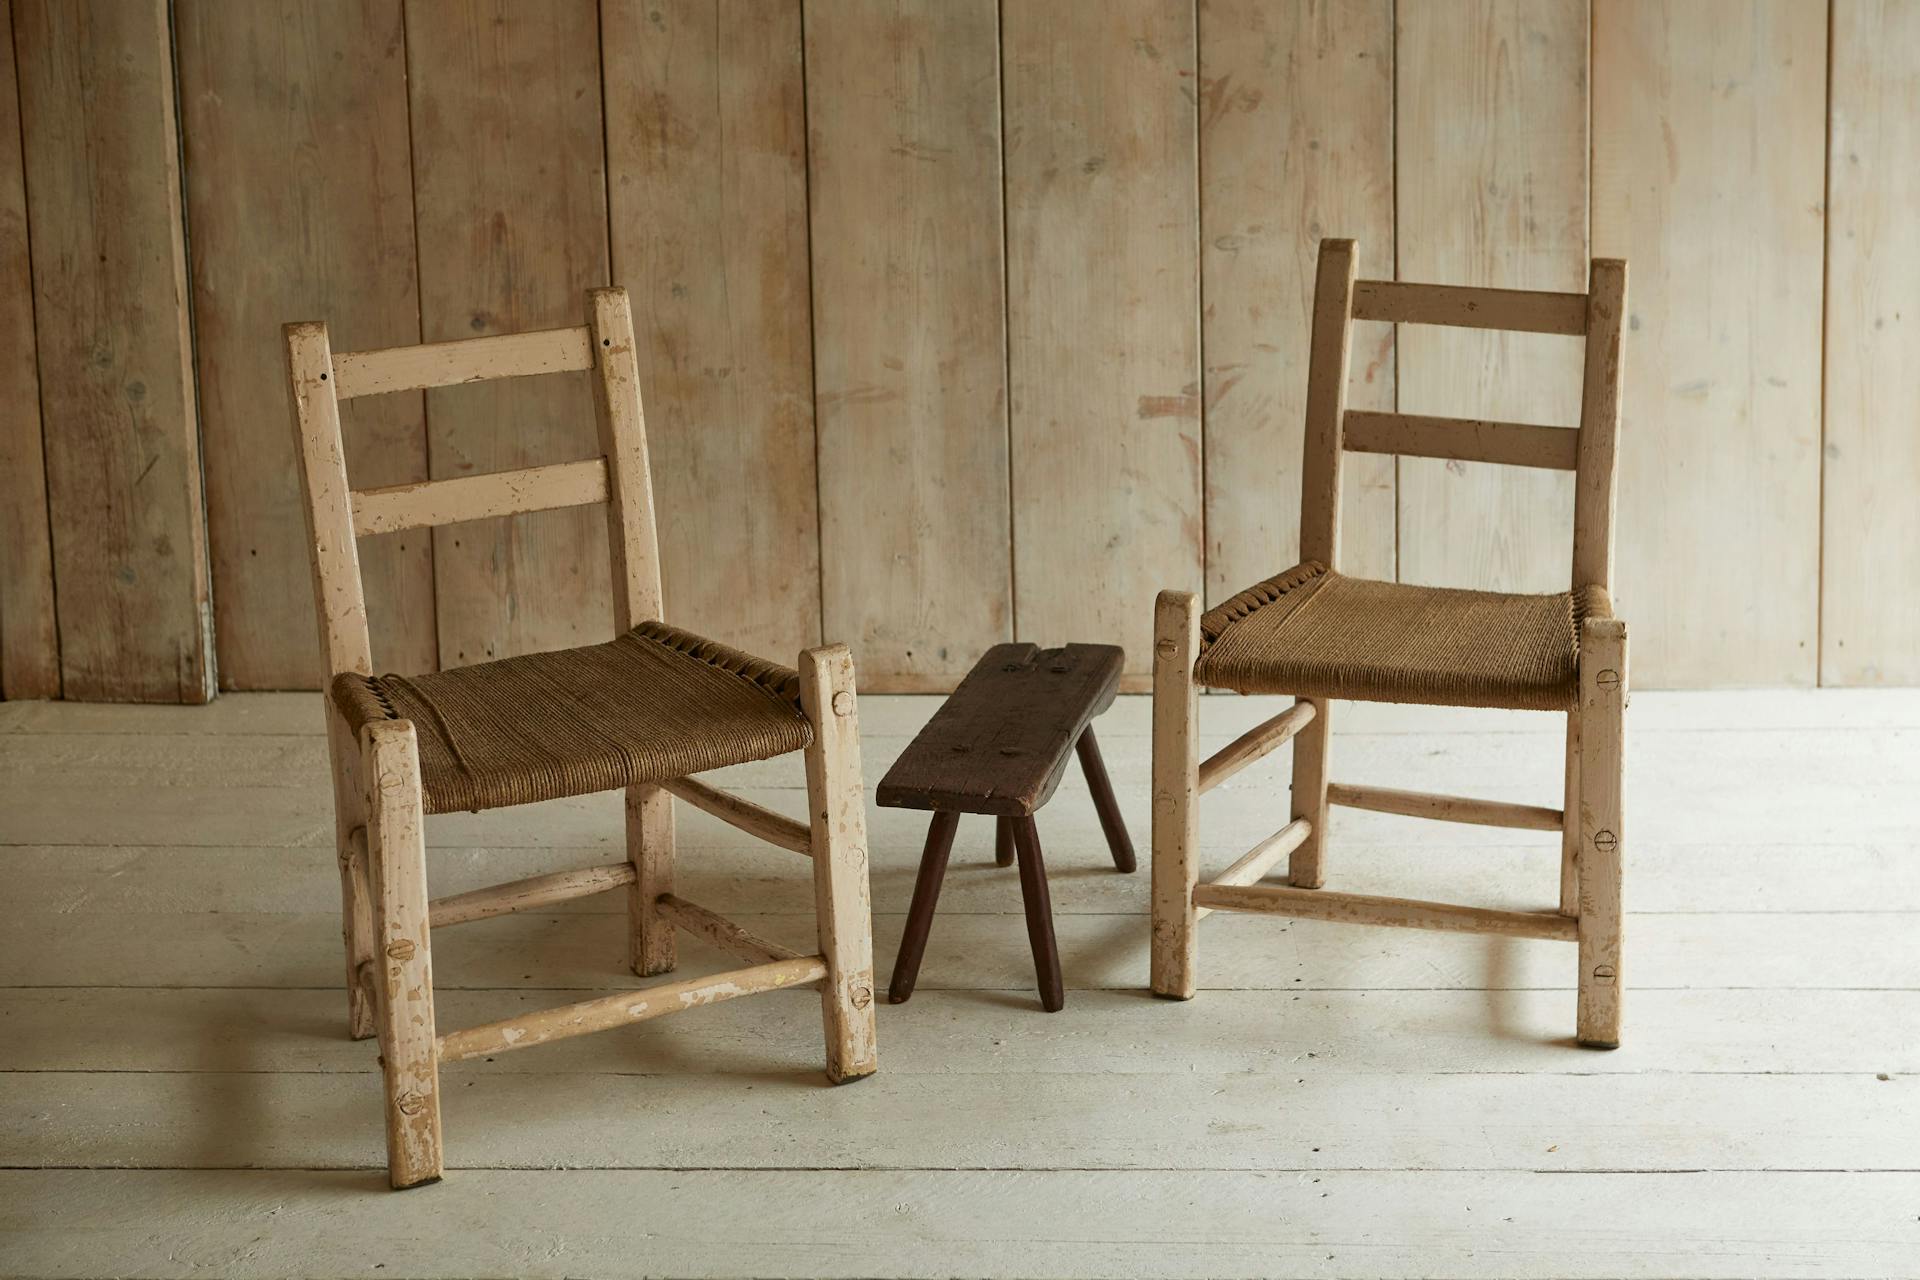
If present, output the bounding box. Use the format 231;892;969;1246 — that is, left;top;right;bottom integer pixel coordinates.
284;288;661;680
1298;238;1626;593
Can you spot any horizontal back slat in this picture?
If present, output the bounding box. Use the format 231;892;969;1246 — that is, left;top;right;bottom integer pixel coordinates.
351;458;610;536
1343;410;1579;471
1351;280;1587;335
331;326;595;399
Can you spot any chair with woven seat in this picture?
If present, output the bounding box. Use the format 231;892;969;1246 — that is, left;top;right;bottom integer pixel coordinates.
286;288;877;1189
1150;238;1629;1047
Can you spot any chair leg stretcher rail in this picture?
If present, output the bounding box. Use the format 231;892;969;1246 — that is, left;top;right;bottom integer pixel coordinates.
1194;818;1312;920
655;893;804;966
1197;701;1316;793
429;862;638;928
661;776;814;855
1325;781;1564;831
1190;882;1578;941
436;955;831;1064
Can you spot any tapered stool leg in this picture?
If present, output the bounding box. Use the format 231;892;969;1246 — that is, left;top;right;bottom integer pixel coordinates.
995;817;1014;867
1010;816;1064;1012
889;810;960;1004
1075;726;1135;872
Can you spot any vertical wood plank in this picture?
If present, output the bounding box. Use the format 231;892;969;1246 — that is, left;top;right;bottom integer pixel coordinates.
1199;0;1395;596
0;0;59;699
805;0;1010;689
1003;0;1201;680
1592;0;1824;686
602;0;821;664
1821;0;1920;685
1394;0;1588;594
406;0;611;668
13;0;214;702
177;0;434;688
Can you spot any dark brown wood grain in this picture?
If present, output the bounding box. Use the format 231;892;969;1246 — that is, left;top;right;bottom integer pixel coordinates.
875;643;1125;817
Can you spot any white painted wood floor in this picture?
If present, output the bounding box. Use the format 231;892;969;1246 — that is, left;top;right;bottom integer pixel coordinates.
2;689;1917;1279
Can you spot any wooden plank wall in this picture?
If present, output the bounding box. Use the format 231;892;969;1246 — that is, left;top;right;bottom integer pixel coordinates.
12;0;213;702
1;0;1912;698
1823;0;1920;684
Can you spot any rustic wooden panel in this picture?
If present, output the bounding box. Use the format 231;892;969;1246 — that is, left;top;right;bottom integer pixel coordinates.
1821;0;1919;685
1394;0;1588;595
1593;0;1824;686
805;0;1009;688
13;0;213;702
0;0;57;699
406;0;611;668
602;0;821;664
1200;0;1395;598
177;0;434;688
1003;0;1202;679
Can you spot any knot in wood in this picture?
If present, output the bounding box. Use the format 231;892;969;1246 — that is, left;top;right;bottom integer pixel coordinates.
831;690;854;717
385;939;416;961
1592;829;1618;854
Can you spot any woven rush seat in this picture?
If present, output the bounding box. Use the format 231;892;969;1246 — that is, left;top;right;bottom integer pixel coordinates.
331;620;814;814
1194;562;1608;712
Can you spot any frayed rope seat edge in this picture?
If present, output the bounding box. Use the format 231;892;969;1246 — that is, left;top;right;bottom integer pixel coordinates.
331;620;814;814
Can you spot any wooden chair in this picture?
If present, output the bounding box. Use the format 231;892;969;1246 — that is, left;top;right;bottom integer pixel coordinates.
285;289;878;1189
1149;239;1628;1047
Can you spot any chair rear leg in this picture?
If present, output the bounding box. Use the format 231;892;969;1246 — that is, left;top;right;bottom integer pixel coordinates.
799;643;878;1084
327;703;376;1040
1560;707;1581;915
1576;620;1627;1049
1150;590;1200;999
626;783;676;977
1288;697;1332;889
362;720;443;1188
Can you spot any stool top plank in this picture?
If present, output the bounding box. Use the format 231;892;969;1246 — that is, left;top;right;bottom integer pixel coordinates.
876;643;1125;817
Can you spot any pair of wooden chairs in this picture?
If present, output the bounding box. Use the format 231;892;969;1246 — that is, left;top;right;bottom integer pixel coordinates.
287;290;877;1189
1151;239;1629;1049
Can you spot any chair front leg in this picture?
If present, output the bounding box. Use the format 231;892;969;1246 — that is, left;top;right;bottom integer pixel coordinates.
363;720;444;1188
1576;619;1627;1049
1287;697;1332;889
626;783;676;977
1150;590;1200;999
326;703;376;1040
799;643;878;1084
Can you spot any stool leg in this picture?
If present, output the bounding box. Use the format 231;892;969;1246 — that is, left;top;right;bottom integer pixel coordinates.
1010;815;1064;1012
1075;726;1136;872
889;811;960;1004
995;817;1014;867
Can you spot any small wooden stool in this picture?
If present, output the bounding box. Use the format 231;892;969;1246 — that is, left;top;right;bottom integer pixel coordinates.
877;643;1135;1012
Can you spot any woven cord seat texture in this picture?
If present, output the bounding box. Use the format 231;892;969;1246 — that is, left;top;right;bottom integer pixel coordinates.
1194;562;1608;711
331;620;813;814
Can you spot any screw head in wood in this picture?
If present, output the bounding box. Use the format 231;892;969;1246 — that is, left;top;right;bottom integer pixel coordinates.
1155;639;1177;659
831;690;854;717
1593;829;1618;854
385;939;416;961
396;1089;429;1116
850;985;874;1010
1597;668;1621;691
1591;964;1617;983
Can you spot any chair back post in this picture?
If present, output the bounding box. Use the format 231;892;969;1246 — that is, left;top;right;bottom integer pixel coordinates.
1298;238;1359;569
284;321;374;679
1570;259;1628;594
587;287;665;630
